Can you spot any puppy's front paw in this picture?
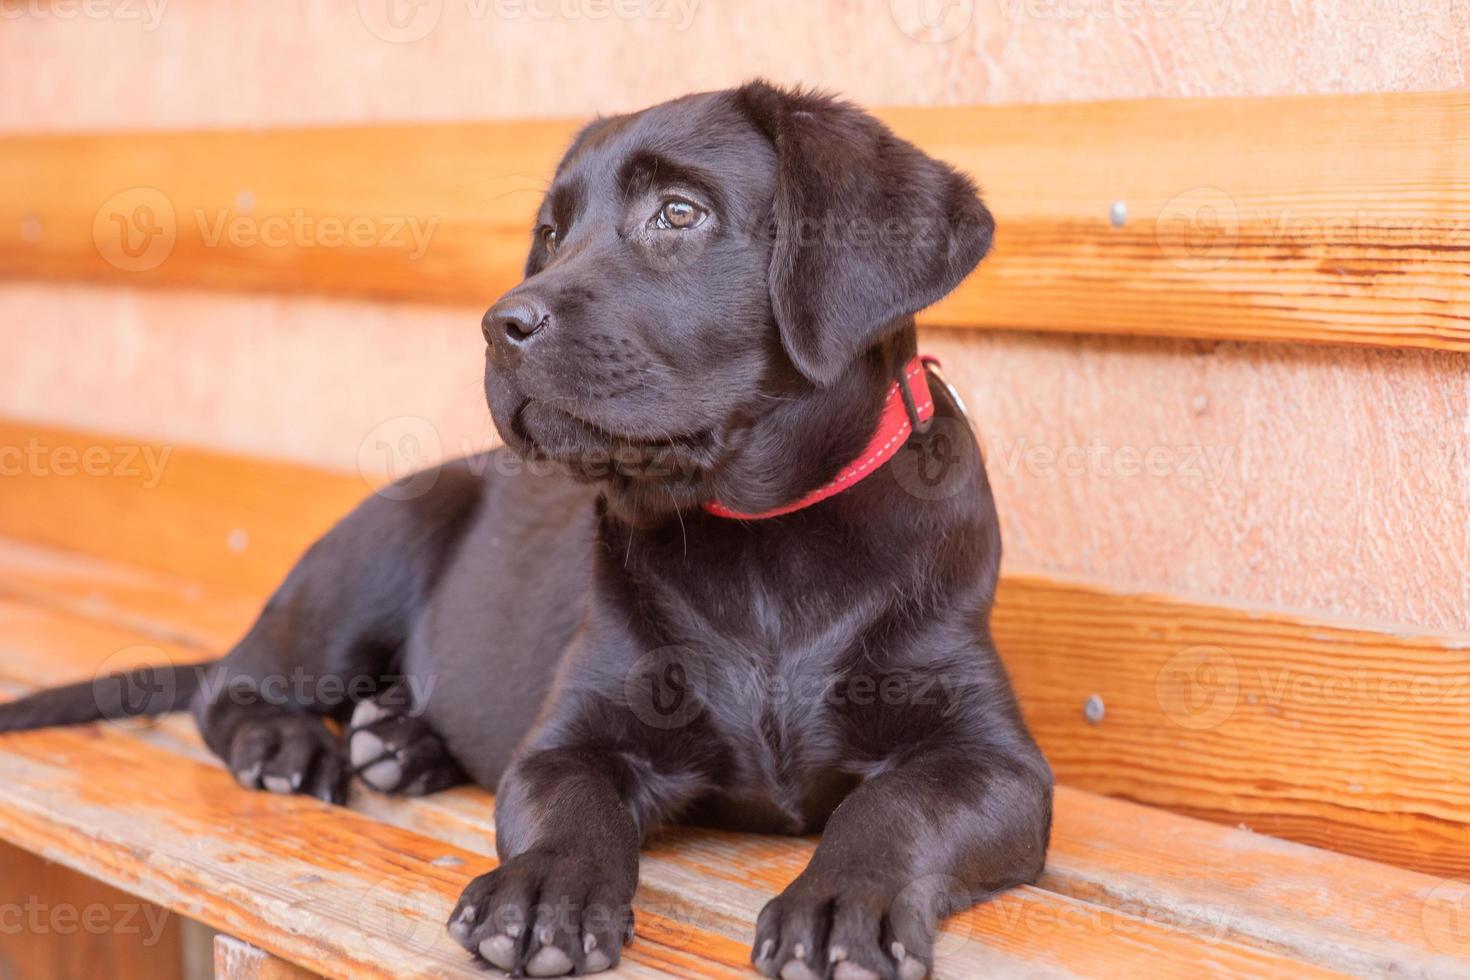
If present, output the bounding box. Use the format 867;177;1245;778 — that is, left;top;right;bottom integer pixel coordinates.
754;871;958;980
446;849;634;976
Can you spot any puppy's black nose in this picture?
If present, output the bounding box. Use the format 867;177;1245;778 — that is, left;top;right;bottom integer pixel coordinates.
484;298;549;346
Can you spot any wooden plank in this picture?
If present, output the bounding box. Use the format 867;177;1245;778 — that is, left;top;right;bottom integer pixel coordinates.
214;934;319;980
3;92;1468;349
908;91;1470;350
0;537;261;651
0;601;1367;979
0;728;1348;980
0;420;364;596
0;728;749;980
992;577;1470;880
0;839;184;980
0;121;570;306
1;546;1467;976
1043;791;1470;977
2;419;1468;877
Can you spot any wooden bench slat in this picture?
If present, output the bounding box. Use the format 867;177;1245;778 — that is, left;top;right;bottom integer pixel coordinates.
0;838;185;980
0;420;366;595
1;545;1466;976
0;695;1352;980
2;421;1467;877
214;935;319;980
993;577;1470;879
0;724;749;980
2;92;1468;350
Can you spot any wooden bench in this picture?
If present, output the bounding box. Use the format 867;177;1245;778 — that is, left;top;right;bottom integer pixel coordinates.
2;91;1469;977
1;496;1465;978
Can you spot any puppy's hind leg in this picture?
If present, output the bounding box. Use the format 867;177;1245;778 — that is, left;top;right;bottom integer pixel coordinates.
195;460;487;804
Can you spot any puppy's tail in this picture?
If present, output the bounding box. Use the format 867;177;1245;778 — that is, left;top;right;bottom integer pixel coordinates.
0;661;216;733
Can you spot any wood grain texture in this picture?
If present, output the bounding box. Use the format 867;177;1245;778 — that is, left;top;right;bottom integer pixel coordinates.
0;724;754;980
0;727;1352;980
0;839;184;980
3;581;1450;978
992;577;1470;879
2;541;1470;977
0;420;365;596
1;420;1468;877
214;934;319;980
2;92;1469;349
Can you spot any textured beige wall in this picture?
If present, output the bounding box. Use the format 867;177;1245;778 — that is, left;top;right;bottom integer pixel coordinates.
2;1;1467;631
2;0;1467;132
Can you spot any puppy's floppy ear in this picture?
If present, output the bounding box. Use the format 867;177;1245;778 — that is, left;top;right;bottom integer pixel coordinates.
738;80;995;386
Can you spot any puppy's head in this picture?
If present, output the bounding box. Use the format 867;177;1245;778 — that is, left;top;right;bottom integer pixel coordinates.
483;81;993;522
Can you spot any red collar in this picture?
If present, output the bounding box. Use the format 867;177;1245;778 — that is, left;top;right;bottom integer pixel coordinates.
705;355;938;520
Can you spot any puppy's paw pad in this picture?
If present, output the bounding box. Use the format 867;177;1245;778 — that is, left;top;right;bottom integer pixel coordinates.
346;695;464;796
348;727;404;791
448;851;632;976
779;961;823;980
893;943;929;980
525;945;573;976
477;934;517;971
833;960;880;980
753;875;937;980
261;774;297;794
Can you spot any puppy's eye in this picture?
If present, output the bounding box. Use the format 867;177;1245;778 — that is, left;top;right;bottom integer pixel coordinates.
653;199;706;231
538;225;559;252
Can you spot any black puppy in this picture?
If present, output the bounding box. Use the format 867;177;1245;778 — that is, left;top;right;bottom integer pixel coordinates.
0;81;1052;978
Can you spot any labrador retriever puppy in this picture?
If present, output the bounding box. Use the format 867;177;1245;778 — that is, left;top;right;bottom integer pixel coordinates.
0;81;1052;978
